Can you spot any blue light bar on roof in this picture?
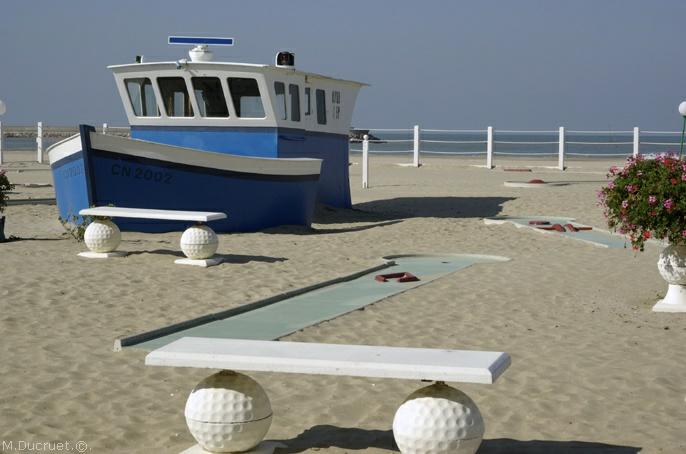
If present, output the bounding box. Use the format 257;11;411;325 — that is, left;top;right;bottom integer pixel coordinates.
168;36;234;46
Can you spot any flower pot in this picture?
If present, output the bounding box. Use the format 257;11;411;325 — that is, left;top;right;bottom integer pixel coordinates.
653;244;686;312
0;215;5;242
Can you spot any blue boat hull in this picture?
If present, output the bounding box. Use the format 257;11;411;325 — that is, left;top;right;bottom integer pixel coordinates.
131;126;351;208
50;126;321;233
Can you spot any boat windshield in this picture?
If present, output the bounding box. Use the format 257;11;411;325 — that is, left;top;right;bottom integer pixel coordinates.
192;77;229;117
125;78;159;117
158;77;194;117
227;78;265;118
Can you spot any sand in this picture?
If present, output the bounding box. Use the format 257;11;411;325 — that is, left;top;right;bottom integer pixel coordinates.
0;150;684;453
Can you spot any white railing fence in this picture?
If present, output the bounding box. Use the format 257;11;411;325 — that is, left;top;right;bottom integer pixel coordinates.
0;123;130;165
354;125;683;188
1;122;682;188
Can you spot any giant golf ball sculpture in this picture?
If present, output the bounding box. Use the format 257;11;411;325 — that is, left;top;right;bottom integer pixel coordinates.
185;371;273;453
83;219;121;253
180;224;219;260
393;382;485;454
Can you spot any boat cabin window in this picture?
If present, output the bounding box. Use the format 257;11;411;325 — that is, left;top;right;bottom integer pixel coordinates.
158;77;194;117
316;89;327;125
304;88;311;116
227;78;265;118
332;90;341;120
192;77;229;117
289;84;300;122
274;82;287;120
125;78;159;117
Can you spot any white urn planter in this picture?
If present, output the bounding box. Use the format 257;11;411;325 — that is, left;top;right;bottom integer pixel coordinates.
653;244;686;312
83;219;121;253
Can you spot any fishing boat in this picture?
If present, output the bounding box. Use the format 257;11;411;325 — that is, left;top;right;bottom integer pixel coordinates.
48;36;366;232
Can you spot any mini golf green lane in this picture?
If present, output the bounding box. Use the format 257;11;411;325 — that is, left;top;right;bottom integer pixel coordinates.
131;254;509;351
486;216;628;249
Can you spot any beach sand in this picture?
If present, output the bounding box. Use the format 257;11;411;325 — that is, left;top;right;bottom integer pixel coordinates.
0;150;683;453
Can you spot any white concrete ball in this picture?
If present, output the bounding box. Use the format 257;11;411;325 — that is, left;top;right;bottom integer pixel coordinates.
0;99;6;116
180;224;218;259
679;101;686;117
185;371;272;453
393;383;484;454
83;219;121;253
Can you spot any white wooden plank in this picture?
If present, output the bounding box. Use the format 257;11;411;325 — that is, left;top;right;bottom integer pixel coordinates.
79;207;227;222
145;337;511;384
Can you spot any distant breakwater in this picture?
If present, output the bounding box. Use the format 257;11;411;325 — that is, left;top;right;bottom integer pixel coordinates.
1;127;128;138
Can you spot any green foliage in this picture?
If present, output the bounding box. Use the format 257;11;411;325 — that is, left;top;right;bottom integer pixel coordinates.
58;213;93;242
0;169;16;214
599;154;686;251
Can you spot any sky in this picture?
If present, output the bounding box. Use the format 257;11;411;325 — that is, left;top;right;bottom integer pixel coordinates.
1;0;685;130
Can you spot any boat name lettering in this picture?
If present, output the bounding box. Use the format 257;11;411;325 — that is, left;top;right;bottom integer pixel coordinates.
111;164;172;184
60;165;83;180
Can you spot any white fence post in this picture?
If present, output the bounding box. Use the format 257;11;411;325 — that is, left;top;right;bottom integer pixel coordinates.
486;126;494;169
558;126;565;171
633;127;639;157
102;123;108;135
362;134;369;189
413;124;421;167
36;121;43;164
0;121;3;165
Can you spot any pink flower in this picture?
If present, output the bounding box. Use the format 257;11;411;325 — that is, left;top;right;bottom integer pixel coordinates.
609;166;619;175
683;230;686;238
626;184;637;193
648;195;657;205
607;181;615;189
622;200;629;209
664;199;674;211
682;173;686;181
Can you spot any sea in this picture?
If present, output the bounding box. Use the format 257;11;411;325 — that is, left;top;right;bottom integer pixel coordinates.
1;130;682;159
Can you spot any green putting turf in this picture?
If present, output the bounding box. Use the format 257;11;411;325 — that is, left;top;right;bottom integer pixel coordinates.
126;254;508;351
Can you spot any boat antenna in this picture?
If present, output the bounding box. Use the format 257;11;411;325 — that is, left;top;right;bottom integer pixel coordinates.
168;36;235;63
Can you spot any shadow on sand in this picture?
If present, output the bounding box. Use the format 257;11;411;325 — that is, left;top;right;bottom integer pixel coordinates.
1;236;63;242
271;425;641;453
126;249;287;264
313;196;515;225
263;219;404;236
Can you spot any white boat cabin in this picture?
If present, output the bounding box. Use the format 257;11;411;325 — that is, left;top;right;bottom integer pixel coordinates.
108;47;366;137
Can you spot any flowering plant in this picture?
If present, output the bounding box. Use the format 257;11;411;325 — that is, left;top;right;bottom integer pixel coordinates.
599;153;686;251
0;168;15;214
